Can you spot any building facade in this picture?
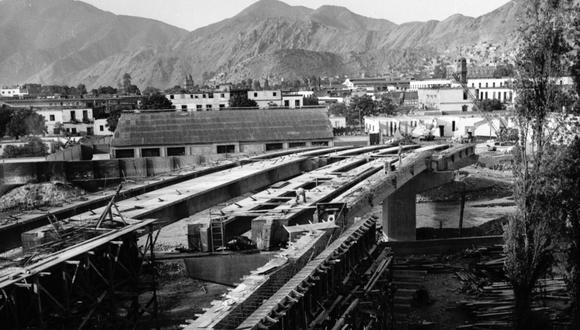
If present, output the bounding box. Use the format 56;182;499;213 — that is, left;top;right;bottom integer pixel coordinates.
110;109;334;159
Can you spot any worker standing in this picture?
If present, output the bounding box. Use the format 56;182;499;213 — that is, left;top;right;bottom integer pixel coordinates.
398;143;403;166
296;187;306;203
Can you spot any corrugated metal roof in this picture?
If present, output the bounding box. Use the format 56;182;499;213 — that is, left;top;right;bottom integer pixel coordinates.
111;109;333;147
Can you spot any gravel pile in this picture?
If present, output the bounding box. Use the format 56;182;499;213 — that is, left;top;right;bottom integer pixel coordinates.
0;182;86;213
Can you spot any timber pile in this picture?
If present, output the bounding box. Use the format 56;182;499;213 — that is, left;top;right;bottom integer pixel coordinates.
456;244;570;329
456;278;569;329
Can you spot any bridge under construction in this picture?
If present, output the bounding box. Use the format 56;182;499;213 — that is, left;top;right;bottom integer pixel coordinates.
0;143;477;329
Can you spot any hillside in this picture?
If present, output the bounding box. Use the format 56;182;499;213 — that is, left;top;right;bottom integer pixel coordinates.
0;0;187;88
0;0;524;89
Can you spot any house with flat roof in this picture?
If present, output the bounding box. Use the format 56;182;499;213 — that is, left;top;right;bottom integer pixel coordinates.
110;109;334;158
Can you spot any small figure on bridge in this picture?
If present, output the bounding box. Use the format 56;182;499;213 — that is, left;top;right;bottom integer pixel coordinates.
398;143;403;166
295;187;307;203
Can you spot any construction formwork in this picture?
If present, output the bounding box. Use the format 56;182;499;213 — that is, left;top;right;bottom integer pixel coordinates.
0;220;160;330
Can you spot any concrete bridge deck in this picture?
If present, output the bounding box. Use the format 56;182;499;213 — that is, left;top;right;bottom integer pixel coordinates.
188;144;478;328
0;146;362;252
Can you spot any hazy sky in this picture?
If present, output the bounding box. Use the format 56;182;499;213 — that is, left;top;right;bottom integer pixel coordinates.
82;0;512;31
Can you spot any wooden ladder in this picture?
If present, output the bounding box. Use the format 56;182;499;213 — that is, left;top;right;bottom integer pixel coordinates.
210;219;225;251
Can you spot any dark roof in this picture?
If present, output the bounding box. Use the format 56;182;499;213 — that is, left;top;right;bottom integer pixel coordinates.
111;109;333;147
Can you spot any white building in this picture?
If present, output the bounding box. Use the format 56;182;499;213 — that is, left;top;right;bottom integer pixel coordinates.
364;113;515;139
1;86;28;98
282;94;304;108
329;116;346;128
248;90;282;108
410;79;459;90
167;92;230;111
37;108;94;136
417;88;476;112
93;119;111;136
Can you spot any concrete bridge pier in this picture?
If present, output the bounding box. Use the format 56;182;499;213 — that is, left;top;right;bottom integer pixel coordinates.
383;171;455;241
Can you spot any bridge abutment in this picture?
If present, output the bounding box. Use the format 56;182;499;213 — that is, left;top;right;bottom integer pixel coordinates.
383;171;455;241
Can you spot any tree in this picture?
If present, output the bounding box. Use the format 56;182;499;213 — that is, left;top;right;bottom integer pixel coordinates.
328;103;346;117
347;95;375;127
503;1;575;328
376;94;397;115
141;86;161;97
94;86;118;96
493;63;515;78
253;80;262;90
1;136;48;158
229;93;258;108
264;78;270;89
141;94;173;110
303;95;319;106
433;63;447;79
76;84;87;96
165;85;186;94
122;73;132;91
0;105;14;137
479;99;505;111
6;108;47;139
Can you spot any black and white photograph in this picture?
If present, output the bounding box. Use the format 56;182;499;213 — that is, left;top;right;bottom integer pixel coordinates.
0;0;579;329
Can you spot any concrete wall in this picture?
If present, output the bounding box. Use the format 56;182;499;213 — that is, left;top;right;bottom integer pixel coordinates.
0;155;212;191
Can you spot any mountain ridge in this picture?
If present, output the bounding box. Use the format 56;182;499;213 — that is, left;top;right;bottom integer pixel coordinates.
0;0;522;89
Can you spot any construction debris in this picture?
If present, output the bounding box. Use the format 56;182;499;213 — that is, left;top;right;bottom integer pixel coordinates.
0;182;86;217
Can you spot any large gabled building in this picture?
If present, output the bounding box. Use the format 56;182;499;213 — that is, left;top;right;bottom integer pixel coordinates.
110;109;334;158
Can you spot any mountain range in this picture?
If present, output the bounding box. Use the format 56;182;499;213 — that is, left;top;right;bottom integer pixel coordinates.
0;0;524;89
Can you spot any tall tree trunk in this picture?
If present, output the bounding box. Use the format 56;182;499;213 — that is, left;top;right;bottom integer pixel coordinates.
513;287;532;330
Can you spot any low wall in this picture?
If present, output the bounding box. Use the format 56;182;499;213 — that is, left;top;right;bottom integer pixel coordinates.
0;155;212;192
183;252;274;286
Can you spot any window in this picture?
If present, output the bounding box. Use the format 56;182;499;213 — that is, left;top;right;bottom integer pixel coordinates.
100;125;104;131
289;142;306;148
493;82;496;88
284;100;290;107
202;94;206;98
209;93;214;98
273;92;277;96
312;141;329;146
71;128;77;134
87;127;93;135
463;92;467;100
295;100;300;107
485;83;488;88
170;95;174;99
266;143;284;151
220;93;225;98
190;94;194;98
82;110;88;120
479;83;482;88
167;147;186;156
219;104;225;109
452;121;456;131
141;148;161;157
217;145;235;154
207;104;212;110
196;105;202;110
116;149;135;158
195;95;199;99
181;105;187;110
49;114;55;121
254;92;258;97
70;111;76;121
